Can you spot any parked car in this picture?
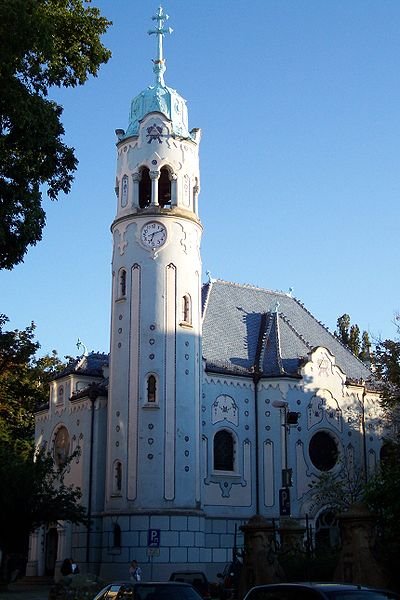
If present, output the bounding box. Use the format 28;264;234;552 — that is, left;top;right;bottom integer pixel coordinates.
92;581;203;600
243;583;400;600
217;561;242;599
169;571;215;599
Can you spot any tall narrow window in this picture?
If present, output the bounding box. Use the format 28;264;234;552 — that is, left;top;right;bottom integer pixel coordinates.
158;167;171;207
214;430;234;471
147;375;157;403
54;426;70;467
121;175;129;207
119;269;126;298
315;510;339;550
114;461;122;492
182;294;192;324
139;167;151;208
113;523;122;548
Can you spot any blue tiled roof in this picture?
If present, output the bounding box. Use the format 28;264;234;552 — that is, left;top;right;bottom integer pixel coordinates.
202;280;371;382
55;352;109;380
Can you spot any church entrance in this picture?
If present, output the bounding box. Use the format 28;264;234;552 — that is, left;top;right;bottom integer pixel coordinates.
45;527;58;575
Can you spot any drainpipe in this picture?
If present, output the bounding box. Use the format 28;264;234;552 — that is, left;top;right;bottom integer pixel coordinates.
361;384;368;483
253;313;268;516
86;384;100;567
253;373;261;515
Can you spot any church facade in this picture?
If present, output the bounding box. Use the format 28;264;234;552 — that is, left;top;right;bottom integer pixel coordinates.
28;9;384;582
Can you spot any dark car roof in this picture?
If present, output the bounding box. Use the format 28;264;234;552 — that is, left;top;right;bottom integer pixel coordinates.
95;581;204;600
106;582;197;586
244;583;399;599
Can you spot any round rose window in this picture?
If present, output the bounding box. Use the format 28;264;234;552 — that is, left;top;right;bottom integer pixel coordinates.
309;431;339;471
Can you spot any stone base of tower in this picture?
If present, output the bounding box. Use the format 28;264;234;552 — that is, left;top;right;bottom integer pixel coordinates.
97;512;245;582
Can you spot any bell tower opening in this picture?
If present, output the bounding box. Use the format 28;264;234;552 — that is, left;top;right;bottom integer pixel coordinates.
139;167;151;208
158;167;171;207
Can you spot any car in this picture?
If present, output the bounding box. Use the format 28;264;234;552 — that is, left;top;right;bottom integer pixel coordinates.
169;571;214;599
92;581;204;600
243;583;400;600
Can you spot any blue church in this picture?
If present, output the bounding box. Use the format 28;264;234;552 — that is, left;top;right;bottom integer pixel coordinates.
28;8;384;583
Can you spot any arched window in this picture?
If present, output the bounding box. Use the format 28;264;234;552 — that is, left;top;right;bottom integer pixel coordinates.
113;523;122;548
118;269;127;298
214;429;234;471
182;294;192;324
158;167;171;207
315;510;340;550
113;461;122;493
54;426;70;467
57;385;64;405
139;167;151;208
147;375;157;403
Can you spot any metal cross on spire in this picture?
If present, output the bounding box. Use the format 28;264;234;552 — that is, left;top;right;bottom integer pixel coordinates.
148;6;173;85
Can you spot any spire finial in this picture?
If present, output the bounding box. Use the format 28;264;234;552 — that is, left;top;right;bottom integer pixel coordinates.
148;6;173;85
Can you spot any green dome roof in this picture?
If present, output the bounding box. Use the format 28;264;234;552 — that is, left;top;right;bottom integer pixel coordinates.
126;76;189;138
124;7;190;139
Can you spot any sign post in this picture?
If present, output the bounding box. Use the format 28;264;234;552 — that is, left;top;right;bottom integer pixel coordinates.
147;529;161;579
279;487;291;516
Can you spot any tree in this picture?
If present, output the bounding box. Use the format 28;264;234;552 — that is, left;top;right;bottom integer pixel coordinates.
364;333;400;589
335;314;371;362
374;339;400;407
0;0;111;269
360;330;372;363
336;314;350;347
0;315;65;442
0;316;84;576
364;440;400;589
309;455;366;513
0;442;87;560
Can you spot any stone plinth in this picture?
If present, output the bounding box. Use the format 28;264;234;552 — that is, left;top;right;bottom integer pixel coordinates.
240;515;283;597
334;503;387;587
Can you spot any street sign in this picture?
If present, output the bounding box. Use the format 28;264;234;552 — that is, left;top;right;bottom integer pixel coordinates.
147;528;161;548
279;487;291;516
147;548;160;557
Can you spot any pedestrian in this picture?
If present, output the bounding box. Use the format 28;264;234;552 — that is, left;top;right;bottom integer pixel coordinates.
71;559;79;574
129;559;142;582
61;558;72;576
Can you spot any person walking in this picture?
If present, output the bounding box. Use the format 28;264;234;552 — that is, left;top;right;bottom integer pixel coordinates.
129;559;142;582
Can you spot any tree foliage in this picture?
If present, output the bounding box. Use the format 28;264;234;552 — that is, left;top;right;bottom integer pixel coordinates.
0;0;111;269
0;442;87;555
309;456;366;513
316;318;400;585
0;315;86;562
0;314;65;442
335;313;371;362
374;339;400;408
364;441;400;588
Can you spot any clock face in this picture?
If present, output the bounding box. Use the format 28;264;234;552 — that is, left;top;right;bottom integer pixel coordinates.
141;221;167;248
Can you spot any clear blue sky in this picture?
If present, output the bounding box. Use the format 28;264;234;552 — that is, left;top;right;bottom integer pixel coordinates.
1;0;399;359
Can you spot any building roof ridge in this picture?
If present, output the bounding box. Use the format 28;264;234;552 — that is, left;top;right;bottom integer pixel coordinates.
211;278;294;297
291;296;370;369
279;311;313;351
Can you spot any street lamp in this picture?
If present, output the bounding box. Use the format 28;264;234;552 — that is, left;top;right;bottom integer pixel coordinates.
272;400;299;515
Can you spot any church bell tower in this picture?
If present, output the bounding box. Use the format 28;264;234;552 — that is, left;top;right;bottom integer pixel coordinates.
106;8;202;516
